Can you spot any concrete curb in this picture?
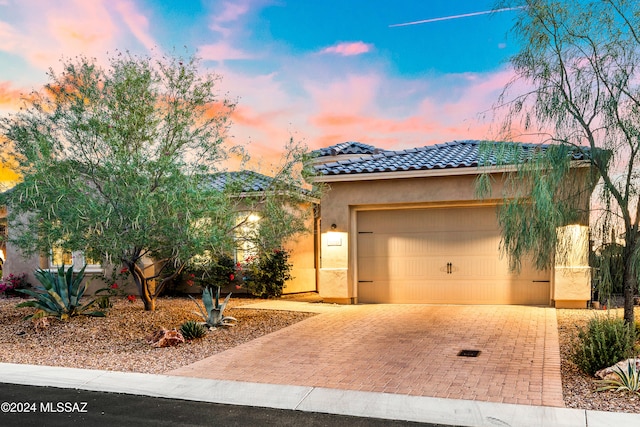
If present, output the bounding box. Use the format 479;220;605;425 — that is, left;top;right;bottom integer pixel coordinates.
1;363;639;426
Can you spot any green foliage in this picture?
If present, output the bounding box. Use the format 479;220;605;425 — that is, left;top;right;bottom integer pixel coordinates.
190;286;237;328
476;142;591;273
207;253;237;286
183;253;237;289
572;315;635;376
0;50;318;311
596;360;640;395
180;320;208;340
481;0;640;323
92;268;130;309
16;264;105;320
592;243;625;301
243;249;292;298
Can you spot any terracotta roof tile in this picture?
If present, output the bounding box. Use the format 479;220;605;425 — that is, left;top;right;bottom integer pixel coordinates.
314;140;590;176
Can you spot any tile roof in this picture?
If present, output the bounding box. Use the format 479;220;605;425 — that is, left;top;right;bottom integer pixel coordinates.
207;171;311;195
314;140;590;176
314;141;384;157
206;171;281;192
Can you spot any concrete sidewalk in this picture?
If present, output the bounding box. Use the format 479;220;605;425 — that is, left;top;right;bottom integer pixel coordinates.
1;363;639;426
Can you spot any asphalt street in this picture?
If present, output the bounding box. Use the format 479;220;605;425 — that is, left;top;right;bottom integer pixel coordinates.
0;383;447;426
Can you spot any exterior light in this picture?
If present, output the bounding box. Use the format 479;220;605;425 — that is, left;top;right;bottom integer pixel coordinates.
331;223;337;230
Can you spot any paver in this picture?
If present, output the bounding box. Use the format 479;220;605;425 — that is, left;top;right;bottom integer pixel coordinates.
168;304;564;407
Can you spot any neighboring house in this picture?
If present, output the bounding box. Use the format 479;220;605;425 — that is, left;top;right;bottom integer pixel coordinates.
201;170;318;295
312;140;593;308
1;171;318;296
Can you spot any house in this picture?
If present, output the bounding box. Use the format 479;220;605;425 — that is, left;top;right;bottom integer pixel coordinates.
312;140;593;308
2;140;594;307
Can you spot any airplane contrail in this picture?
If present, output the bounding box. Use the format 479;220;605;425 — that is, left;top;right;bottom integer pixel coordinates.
389;6;525;28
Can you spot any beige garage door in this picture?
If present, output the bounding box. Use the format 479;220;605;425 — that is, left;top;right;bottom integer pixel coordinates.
357;207;550;305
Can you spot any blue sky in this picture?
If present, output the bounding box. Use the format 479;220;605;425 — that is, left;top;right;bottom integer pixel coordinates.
0;0;524;171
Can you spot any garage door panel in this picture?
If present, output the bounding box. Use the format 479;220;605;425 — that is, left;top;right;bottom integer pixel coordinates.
363;279;549;305
357;207;550;305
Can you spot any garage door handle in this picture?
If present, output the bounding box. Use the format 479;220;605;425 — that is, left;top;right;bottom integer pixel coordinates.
447;262;452;274
358;280;373;283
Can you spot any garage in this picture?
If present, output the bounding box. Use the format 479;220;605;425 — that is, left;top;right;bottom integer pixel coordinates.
356;206;550;305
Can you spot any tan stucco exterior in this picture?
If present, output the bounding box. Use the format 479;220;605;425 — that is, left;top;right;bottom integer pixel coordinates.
316;168;593;307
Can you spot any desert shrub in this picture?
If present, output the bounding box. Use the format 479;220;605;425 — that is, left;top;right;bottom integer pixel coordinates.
180;320;208;340
572;315;635;376
92;268;129;309
0;273;32;297
164;253;238;295
205;253;237;288
243;249;292;298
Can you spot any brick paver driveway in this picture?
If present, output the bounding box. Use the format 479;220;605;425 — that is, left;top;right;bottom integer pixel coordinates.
168;304;563;407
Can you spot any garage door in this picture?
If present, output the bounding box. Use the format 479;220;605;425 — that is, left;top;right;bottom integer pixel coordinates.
357;207;550;304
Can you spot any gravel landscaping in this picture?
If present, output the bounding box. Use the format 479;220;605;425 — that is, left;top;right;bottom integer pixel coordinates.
1;296;639;413
0;296;315;374
557;307;640;413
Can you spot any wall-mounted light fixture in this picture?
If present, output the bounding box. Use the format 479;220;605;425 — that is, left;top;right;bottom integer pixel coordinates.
331;223;337;230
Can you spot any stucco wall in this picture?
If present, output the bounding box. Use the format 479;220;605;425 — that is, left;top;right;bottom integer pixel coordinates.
282;214;317;294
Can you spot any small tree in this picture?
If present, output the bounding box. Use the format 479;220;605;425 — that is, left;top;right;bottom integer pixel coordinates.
480;0;640;324
1;51;316;311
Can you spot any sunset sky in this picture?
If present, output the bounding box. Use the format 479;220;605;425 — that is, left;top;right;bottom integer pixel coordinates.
0;0;525;178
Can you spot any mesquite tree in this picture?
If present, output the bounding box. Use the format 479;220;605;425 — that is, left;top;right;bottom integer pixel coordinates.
1;52;314;311
482;0;640;324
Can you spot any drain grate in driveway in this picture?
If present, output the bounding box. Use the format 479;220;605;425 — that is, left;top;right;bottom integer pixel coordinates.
457;349;481;357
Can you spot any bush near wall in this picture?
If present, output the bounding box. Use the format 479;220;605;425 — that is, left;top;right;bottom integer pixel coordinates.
572;315;636;376
243;249;292;298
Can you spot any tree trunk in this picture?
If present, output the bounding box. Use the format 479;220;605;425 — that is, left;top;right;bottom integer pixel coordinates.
142;292;155;311
141;277;156;311
129;262;157;312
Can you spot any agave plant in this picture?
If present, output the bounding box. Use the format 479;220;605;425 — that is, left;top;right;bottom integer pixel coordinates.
190;286;237;328
16;264;105;320
180;320;208;340
596;359;640;395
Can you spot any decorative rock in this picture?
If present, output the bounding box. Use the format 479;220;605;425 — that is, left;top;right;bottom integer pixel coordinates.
146;328;185;348
595;358;640;380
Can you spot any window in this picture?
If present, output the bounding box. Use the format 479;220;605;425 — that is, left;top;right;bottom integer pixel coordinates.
234;212;260;263
49;248;102;273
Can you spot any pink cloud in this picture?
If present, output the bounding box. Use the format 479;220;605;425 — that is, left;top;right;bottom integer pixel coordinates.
198;42;252;61
0;81;22;107
319;42;373;56
0;0;119;70
113;1;156;51
295;68;530;152
209;2;250;37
